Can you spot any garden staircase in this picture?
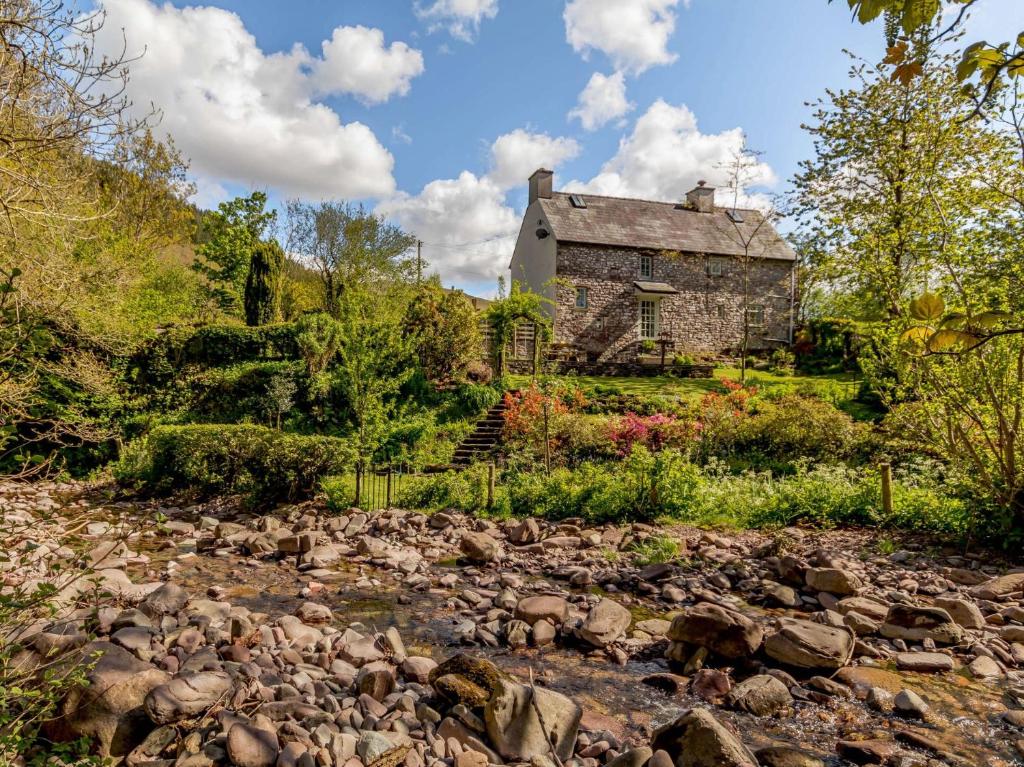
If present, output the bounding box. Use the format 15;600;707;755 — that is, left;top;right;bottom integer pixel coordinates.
451;397;509;467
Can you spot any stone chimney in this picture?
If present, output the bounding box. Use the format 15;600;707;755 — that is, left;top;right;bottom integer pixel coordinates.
686;180;715;213
529;168;553;205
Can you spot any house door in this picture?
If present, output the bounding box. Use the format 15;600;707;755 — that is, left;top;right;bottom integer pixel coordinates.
639;299;659;339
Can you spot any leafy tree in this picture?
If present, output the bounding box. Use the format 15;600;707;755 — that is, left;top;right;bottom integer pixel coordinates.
193;192;277;315
284;201;416;316
331;284;415;459
794;50;1013;320
836;0;1024;109
403;280;482;383
244;240;284;326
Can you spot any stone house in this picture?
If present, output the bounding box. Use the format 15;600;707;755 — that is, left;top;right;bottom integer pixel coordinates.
509;169;796;362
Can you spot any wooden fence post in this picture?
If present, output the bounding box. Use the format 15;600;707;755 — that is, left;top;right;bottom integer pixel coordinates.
386;465;393;508
354;462;362;507
880;462;893;515
487;462;495;509
542;399;551;475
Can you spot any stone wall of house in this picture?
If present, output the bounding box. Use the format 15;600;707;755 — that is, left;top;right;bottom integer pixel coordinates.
553;243;794;361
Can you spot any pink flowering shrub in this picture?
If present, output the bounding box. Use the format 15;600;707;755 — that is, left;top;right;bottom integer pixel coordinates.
609;412;695;456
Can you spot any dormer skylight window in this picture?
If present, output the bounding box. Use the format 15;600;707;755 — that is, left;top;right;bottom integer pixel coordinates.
726;209;745;224
569;194;587;209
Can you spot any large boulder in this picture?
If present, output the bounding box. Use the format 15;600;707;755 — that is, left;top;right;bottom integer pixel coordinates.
651;708;758;767
933;597;985;630
46;641;170;758
140;582;188;619
226;723;280;767
969;572;1024;601
880;604;964;645
578;598;632;648
805;568;861;596
144;671;233;724
764;618;854;670
724;675;793;717
666;604;764;659
484;677;582;762
515;596;569;626
460;531;499;563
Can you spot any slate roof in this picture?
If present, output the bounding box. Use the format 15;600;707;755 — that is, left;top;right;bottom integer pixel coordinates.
538;192;796;261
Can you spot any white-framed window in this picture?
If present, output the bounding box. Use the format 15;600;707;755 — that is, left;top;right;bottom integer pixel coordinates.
639;299;659;339
707;257;726;277
639;254;653;279
574;286;588;309
746;304;765;327
715;304;725;320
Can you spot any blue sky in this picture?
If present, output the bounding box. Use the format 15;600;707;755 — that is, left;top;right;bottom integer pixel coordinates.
88;0;1024;296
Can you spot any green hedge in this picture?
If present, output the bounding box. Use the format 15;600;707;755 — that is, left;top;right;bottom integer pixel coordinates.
116;424;354;504
186;361;308;423
130;323;300;388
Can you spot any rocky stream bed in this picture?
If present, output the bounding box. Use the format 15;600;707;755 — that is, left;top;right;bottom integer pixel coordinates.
4;480;1024;767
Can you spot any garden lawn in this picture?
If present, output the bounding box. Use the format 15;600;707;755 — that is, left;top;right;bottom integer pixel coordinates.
509;367;861;402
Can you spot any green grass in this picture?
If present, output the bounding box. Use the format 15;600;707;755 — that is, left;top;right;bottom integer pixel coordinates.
510;366;860;402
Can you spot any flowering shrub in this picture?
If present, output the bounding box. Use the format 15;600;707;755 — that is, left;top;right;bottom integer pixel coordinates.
502;381;586;462
693;378;758;461
609;412;696;456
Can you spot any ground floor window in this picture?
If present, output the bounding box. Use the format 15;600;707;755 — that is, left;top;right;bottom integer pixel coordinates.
746;304;765;327
715;303;725;319
639;299;658;338
575;286;588;308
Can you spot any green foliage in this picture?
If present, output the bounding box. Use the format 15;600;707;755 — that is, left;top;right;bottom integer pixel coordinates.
404;281;483;384
395;462;498;515
485;281;552;375
193;192;277;315
184;361;306;425
629;535;681;565
116;424;355;504
244;240;284;327
451;382;502;416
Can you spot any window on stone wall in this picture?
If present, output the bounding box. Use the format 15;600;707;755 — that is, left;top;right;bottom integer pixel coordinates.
639;254;653;279
575;287;588;309
707;257;726;277
715;304;725;320
746;304;765;327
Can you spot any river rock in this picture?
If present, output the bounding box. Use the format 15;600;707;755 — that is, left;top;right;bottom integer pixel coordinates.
515;596;569;626
226;723;280;767
724;675;793;716
140;582;188;618
755;746;826;767
578;598;632;647
144;671;233;724
933;596;985;629
969;572;1024;601
894;689;929;719
805;567;861;596
460;531;499;563
666;603;764;659
651;707;758;767
880;604;964;645
46;641;170;758
484;676;582;762
764;618;853;670
895;652;954;673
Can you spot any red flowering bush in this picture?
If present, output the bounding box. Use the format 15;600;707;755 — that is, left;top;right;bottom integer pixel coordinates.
502;382;587;462
693;378;758;461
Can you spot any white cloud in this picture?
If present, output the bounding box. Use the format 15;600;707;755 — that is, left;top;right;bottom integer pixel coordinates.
487;129;580;190
563;0;680;74
376;172;517;285
91;0;426;200
314;26;424;104
569;71;634;130
374;128;578;285
565;100;777;207
415;0;499;41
